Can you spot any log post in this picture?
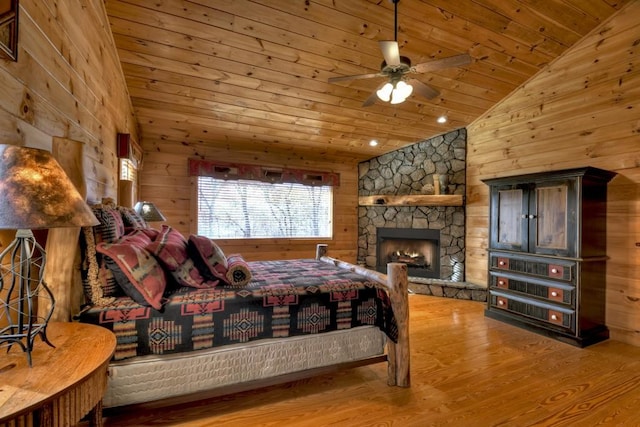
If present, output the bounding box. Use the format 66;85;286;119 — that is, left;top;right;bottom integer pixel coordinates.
386;262;410;387
315;243;328;260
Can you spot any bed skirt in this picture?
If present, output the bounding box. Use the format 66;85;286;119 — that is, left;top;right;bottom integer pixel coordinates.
105;325;386;408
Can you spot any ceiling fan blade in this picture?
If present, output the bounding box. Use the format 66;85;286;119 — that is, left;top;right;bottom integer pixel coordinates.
412;54;472;74
379;40;401;66
408;79;440;100
328;72;383;83
362;91;379;107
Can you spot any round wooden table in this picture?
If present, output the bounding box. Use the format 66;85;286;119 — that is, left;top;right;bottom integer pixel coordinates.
0;322;116;427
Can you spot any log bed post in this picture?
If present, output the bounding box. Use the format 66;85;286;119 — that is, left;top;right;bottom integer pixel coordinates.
385;262;409;387
315;244;410;387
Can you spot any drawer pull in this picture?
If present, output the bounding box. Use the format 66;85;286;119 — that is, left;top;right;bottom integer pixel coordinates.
551;291;558;297
499;261;505;266
551;268;558;274
498;300;505;306
551;314;558;320
498;280;504;285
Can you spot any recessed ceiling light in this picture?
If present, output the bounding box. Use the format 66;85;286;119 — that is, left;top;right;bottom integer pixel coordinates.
369;139;379;146
437;115;447;124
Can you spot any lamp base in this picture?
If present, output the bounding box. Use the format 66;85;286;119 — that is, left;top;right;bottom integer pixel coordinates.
0;229;56;366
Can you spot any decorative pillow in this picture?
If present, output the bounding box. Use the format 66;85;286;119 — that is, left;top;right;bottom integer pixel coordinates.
81;226;119;307
91;204;125;244
225;254;252;287
187;235;228;283
96;230;167;310
81;204;128;306
97;260;122;297
138;227;161;241
147;225;217;288
118;206;149;230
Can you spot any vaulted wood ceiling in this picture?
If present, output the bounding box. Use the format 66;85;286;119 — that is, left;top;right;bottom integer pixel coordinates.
105;0;630;162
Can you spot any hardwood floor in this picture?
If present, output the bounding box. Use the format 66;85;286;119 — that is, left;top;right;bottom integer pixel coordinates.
101;295;640;426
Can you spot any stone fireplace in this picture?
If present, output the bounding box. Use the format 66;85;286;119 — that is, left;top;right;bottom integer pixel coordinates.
376;227;440;279
358;129;466;283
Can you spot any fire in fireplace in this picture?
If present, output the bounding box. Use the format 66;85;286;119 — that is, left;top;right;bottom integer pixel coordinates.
376;228;440;279
390;249;428;267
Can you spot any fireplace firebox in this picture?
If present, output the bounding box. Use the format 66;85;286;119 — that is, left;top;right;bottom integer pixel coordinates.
376;228;440;279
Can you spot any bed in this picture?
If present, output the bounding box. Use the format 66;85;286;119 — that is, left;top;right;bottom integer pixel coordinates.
75;202;410;410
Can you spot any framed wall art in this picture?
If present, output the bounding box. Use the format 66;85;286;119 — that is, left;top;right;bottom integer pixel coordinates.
0;0;18;61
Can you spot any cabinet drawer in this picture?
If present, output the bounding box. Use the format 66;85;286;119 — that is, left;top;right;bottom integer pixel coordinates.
489;273;574;305
490;254;574;282
489;291;574;331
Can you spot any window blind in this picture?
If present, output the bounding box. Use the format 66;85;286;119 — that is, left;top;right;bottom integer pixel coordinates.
197;177;333;239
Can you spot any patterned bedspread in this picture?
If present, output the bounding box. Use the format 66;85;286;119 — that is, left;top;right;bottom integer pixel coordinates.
79;259;398;360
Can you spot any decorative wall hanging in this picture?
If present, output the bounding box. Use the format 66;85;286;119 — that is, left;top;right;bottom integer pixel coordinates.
0;0;18;61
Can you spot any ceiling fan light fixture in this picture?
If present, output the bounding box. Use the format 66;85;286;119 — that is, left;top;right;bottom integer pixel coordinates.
377;79;413;104
376;82;394;102
390;80;413;104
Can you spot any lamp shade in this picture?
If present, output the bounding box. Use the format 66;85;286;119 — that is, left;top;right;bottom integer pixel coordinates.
0;144;99;230
134;201;166;222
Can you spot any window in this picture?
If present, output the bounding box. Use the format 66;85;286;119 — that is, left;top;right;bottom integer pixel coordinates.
118;158;138;207
119;158;137;181
197;177;333;239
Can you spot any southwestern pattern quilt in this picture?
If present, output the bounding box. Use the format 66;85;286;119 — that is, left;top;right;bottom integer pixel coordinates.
79;259;398;360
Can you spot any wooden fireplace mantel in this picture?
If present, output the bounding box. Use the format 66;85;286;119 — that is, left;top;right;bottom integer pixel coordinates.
358;194;463;207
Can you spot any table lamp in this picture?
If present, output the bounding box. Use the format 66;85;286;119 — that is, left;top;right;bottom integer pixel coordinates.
0;144;99;366
134;201;166;222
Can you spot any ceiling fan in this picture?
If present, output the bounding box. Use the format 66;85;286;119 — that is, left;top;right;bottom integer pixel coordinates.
328;0;471;106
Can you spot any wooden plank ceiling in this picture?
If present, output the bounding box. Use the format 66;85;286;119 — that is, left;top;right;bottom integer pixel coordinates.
105;0;630;162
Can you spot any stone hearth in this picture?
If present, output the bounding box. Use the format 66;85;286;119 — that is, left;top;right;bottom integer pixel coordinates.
409;279;487;302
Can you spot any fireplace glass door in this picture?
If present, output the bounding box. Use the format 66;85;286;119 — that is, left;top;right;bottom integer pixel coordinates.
376;228;440;279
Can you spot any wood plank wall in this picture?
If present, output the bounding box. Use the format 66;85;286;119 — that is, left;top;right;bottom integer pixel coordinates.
0;0;138;318
466;2;640;346
0;0;137;203
139;141;359;262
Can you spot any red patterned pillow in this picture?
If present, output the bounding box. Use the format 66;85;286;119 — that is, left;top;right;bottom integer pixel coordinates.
96;230;167;310
147;226;217;288
138;227;161;241
187;235;228;283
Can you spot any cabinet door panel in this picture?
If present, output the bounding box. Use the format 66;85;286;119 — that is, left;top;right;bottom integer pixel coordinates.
535;185;567;249
490;185;529;251
499;189;522;244
530;180;577;256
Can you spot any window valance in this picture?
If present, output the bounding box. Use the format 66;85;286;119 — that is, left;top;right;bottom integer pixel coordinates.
188;158;340;187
